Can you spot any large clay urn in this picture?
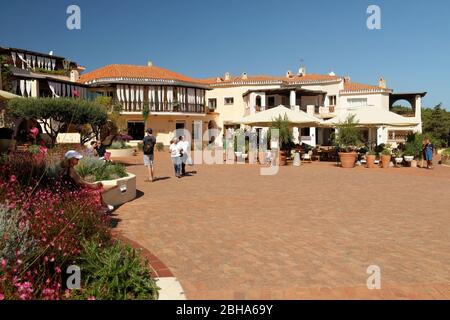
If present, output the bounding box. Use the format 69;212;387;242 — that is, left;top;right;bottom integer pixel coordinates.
381;155;391;168
339;152;357;168
366;154;377;168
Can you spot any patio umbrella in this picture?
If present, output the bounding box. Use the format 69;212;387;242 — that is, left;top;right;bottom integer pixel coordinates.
238;105;322;127
322;107;419;127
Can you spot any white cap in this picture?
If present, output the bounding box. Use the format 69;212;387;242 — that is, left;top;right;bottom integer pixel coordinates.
64;150;83;160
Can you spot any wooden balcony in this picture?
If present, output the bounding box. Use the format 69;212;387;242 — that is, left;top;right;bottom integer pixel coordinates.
120;101;206;114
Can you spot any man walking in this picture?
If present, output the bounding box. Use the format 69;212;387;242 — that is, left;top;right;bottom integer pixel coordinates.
177;135;190;176
143;128;156;182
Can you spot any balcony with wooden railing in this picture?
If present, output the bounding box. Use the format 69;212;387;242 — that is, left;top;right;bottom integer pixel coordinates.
119;101;206;114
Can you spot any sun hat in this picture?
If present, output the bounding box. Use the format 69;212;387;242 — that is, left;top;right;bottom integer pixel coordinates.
64;150;83;160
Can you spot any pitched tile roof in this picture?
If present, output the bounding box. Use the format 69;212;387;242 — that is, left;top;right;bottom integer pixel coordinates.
200;73;341;87
78;64;203;85
341;81;392;93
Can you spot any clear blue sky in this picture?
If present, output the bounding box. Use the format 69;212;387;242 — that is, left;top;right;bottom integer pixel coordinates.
1;0;449;109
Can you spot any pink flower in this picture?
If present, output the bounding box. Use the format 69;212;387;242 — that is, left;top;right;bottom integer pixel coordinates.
9;175;16;183
0;293;4;300
39;146;48;154
88;296;96;300
0;259;6;268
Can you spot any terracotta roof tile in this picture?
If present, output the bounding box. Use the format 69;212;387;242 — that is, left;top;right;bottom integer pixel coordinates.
200;73;341;86
342;81;391;93
79;64;202;84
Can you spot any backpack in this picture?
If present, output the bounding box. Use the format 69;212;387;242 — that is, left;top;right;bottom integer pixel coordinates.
143;137;155;154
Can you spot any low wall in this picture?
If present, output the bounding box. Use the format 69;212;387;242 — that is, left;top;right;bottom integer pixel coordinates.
101;173;136;207
107;148;136;158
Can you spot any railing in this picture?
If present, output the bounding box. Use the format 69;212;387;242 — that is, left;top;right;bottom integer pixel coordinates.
120;101;206;113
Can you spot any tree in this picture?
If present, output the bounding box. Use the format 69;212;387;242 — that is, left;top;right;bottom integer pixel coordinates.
73;101;108;145
8;97;107;146
269;114;294;153
142;102;150;130
422;104;450;147
331;114;363;152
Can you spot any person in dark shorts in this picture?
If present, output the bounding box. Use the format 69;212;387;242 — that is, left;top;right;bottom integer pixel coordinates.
143;128;157;181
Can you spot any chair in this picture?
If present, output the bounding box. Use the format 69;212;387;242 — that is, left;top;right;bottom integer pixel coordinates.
302;150;313;163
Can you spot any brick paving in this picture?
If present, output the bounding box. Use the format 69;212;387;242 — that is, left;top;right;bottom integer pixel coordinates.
113;152;450;299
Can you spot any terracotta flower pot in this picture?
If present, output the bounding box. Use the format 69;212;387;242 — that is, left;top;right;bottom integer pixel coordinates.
381;154;391;168
366;155;376;168
258;152;266;165
339;152;357;168
279;150;287;166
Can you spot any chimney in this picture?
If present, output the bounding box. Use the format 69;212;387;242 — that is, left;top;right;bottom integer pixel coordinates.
344;76;351;83
286;70;293;78
241;72;248;80
379;77;386;89
298;66;306;76
70;70;80;82
147;61;153;67
224;72;231;81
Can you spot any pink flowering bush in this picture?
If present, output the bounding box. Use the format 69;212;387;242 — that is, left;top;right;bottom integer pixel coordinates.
0;172;110;300
0;151;158;300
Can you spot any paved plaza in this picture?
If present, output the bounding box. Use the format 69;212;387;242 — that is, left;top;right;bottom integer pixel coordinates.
113;152;450;299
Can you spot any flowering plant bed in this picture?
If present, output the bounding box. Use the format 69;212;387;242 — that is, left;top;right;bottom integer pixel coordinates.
0;151;157;300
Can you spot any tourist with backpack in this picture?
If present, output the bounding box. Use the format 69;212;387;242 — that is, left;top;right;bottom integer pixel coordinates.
143;128;157;182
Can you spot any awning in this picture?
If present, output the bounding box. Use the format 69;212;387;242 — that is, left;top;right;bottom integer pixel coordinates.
322;107;419;127
238;105;322;127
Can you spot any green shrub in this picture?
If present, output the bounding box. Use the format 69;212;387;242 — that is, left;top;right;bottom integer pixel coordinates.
441;148;450;156
109;141;132;150
72;239;159;300
331;115;363;152
156;142;164;152
0;206;36;262
381;146;392;156
75;157;127;182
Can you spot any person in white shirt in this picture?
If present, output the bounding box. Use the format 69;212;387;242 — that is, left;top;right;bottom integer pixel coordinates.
177;136;190;176
169;138;182;178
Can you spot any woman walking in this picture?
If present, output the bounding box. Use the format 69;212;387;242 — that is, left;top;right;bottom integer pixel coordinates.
169;138;182;178
422;137;434;169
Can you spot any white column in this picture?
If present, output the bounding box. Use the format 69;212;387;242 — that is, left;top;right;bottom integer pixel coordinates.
415;95;422;133
377;126;388;145
310;127;316;147
290;90;296;107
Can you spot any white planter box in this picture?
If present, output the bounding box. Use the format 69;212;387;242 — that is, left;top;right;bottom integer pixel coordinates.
106;148;136;158
100;173;136;207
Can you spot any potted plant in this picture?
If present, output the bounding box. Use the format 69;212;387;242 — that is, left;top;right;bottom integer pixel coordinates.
270;114;293;166
404;133;423;167
332;115;363;168
394;150;404;167
366;150;377;168
380;147;392;168
441;148;450;166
